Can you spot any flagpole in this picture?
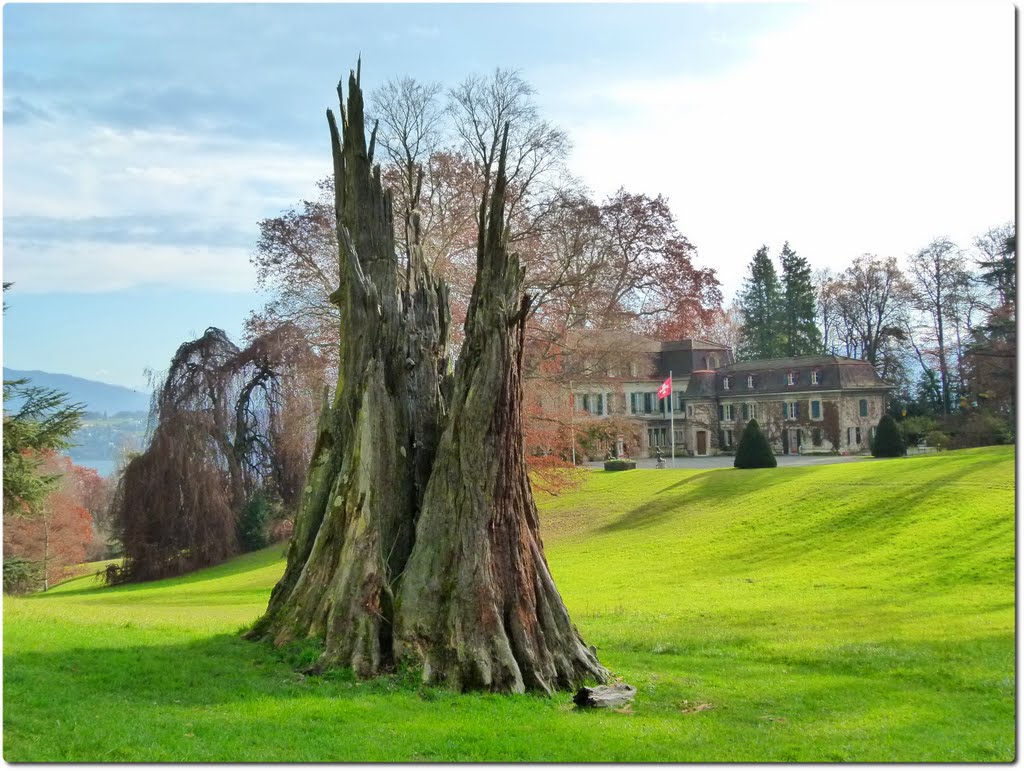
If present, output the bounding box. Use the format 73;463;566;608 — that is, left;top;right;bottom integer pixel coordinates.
569;379;576;467
670;370;675;467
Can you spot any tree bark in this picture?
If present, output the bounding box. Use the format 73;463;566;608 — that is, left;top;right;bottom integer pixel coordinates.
395;127;606;693
248;66;448;678
249;64;605;694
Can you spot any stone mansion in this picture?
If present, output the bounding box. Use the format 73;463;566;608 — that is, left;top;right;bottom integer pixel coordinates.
565;332;892;458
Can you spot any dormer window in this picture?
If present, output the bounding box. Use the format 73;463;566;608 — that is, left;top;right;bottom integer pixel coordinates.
746;375;754;389
811;370;821;385
723;376;731;391
787;371;796;386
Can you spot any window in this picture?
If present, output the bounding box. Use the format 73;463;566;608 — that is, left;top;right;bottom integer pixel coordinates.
630;392;638;414
784;400;799;420
675;392;685;413
856;427;862;444
747;375;754;389
859;398;868;417
709;354;719;369
596;393;604;416
741;403;749;421
723;376;731;390
718;404;733;421
687;405;694;418
811;370;821;385
725;429;734;447
811;400;821;420
848;427;862;445
643;392;653;414
582;394;591;413
787;372;796;386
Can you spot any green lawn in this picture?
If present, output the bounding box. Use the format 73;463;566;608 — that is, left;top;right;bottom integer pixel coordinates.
3;446;1015;761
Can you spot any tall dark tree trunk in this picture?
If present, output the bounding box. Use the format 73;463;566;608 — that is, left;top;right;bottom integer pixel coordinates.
249;64;605;694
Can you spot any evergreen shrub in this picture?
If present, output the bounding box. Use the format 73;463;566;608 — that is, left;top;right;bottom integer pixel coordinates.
871;414;906;457
239;493;271;552
734;419;777;469
604;459;637;471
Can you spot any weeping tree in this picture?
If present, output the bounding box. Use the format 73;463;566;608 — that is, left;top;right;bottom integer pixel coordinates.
111;324;321;583
248;64;607;694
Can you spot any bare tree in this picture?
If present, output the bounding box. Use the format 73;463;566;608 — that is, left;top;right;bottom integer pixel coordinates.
370;76;445;209
908;238;966;414
832;255;913;366
814;268;840;354
448;68;570;232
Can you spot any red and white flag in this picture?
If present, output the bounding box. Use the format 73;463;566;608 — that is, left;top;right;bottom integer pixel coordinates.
657;375;672;400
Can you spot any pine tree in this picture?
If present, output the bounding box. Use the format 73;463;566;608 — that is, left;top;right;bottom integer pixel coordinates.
737;246;782;360
778;242;822;357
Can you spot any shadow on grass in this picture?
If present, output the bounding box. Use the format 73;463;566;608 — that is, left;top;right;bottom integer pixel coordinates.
4;632;358;712
39;546;288;601
598;466;818;534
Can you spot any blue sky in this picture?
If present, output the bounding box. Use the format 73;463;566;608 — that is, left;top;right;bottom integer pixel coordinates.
3;3;1014;389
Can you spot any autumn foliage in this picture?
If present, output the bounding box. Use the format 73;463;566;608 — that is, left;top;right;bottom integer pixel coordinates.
110;324;322;583
3;452;95;592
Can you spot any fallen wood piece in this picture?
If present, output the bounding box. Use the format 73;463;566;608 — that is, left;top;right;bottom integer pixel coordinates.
573;683;637;709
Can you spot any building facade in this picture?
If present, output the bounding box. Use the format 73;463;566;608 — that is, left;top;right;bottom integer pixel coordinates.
568;335;891;458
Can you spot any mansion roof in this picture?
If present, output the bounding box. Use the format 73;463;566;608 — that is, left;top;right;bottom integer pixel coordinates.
701;355;891;397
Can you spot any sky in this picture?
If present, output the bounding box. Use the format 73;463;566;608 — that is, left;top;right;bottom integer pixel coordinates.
2;2;1015;390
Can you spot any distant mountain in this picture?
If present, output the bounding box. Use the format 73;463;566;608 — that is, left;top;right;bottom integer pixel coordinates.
3;368;151;416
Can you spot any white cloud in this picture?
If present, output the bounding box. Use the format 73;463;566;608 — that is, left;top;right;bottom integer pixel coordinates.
4;122;327;292
4;239;257;293
552;3;1014;298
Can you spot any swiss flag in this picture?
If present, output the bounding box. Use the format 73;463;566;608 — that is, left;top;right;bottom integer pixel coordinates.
657;375;672;400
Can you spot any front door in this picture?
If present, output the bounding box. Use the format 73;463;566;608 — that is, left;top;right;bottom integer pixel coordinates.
696;431;707;456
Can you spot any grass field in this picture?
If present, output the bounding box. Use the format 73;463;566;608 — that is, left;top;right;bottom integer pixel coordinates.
3;446;1015;761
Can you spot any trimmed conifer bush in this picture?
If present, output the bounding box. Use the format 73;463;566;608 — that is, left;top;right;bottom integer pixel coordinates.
734;419;777;469
871;414;906;457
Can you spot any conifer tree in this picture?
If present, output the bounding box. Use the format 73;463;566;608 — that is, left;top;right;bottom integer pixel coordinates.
779;242;822;357
734;419;777;468
871;414;905;457
737;246;782;360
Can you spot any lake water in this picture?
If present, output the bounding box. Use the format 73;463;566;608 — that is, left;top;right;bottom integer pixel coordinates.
72;458;120;478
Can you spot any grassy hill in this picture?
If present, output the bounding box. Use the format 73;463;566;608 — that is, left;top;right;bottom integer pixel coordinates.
3;447;1014;762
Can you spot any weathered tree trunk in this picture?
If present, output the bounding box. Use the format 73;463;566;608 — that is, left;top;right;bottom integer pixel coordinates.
573;683;637;709
250;63;605;694
247;66;448;677
394;127;607;693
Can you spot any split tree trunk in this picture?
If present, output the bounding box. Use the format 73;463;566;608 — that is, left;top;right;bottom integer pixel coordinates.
394;127;607;693
249;63;605;693
247;66;448;676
